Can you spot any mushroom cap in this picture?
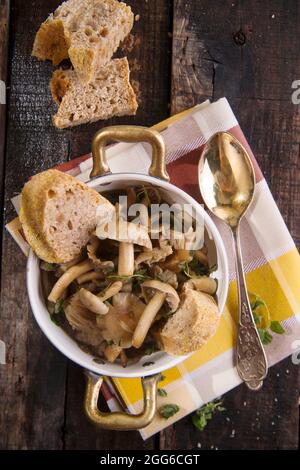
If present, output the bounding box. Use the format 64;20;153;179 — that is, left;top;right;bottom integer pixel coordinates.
141;280;180;312
135;239;172;267
182;277;217;295
87;235;114;273
96;217;152;249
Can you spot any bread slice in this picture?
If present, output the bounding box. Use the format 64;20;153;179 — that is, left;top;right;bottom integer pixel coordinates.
50;57;138;128
19;169;115;263
156;290;220;355
32;0;134;82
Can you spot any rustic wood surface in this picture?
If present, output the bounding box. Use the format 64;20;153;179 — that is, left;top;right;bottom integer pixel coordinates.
0;0;299;450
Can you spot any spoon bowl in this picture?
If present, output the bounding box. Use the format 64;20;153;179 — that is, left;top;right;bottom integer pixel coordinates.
198;132;268;391
199;132;255;228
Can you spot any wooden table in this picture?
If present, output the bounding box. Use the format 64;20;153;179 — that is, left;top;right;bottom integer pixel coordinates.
0;0;299;451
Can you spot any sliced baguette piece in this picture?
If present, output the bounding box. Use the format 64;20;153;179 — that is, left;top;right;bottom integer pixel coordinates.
32;0;134;82
156;290;220;355
19;169;115;263
50;57;138;128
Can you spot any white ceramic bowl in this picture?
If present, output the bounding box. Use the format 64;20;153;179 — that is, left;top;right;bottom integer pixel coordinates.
27;172;229;379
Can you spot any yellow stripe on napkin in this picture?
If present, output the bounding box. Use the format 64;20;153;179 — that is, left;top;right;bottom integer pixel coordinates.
113;247;300;405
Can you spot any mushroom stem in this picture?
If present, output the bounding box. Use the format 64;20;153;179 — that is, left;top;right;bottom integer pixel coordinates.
118;242;134;276
79;288;109;315
97;281;122;302
132;292;166;348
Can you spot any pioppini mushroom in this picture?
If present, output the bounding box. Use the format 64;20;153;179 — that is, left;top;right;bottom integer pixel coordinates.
78;288;109;315
97;305;133;349
48;259;94;303
104;344;123;363
112;292;146;321
132;280;180;349
97;281;123;302
182;277;217;295
77;271;104;285
96;216;152;276
135;238;173;268
65;292;98;331
87;236;115;273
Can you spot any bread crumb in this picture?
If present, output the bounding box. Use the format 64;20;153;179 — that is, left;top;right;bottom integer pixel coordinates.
135;14;140;21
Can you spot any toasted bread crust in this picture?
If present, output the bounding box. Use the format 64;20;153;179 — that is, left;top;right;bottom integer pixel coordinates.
50;58;138;129
32;0;134;82
20;169;114;263
156;290;220;355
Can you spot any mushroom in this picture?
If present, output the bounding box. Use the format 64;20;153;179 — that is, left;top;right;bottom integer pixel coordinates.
64;292;98;331
182;277;217;295
87;236;115;273
104;344;123;363
96;304;133;349
79;288;109;315
132;280;180;349
160;248;192;273
194;249;208;266
97;281;123;302
77;271;104;285
112;292;146;321
48;259;93;303
151;266;178;289
135;238;172;268
96;215;152;276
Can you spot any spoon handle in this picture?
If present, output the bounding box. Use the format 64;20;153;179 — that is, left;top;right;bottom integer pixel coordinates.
232;226;268;391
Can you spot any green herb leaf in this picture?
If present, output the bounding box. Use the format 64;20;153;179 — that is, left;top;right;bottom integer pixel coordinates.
270;320;285;335
258;328;273;344
192;400;225;431
251;299;265;312
179;258;217;278
40;262;57;272
159;404;180;419
252;311;263;326
158;388;167;397
107;269;152;283
50;299;64;325
144;342;160;356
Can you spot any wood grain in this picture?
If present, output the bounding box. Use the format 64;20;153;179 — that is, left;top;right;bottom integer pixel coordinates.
162;0;300;450
0;0;299;451
0;0;172;450
0;0;10;246
63;0;172;450
0;0;70;450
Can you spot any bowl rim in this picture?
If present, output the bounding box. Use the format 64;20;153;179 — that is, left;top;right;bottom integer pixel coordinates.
26;172;229;378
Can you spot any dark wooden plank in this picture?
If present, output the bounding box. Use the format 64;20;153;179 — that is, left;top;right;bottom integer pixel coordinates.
0;0;71;450
63;0;172;450
163;0;300;450
0;0;172;450
160;358;300;450
68;0;173;157
0;0;10;237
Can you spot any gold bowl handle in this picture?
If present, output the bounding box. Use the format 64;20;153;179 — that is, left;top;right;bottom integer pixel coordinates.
90;125;169;181
84;371;161;430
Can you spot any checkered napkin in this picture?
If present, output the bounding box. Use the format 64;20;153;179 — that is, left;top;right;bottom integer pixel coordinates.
7;98;300;440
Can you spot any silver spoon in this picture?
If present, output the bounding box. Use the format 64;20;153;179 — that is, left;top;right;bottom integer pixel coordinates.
198;131;268;391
